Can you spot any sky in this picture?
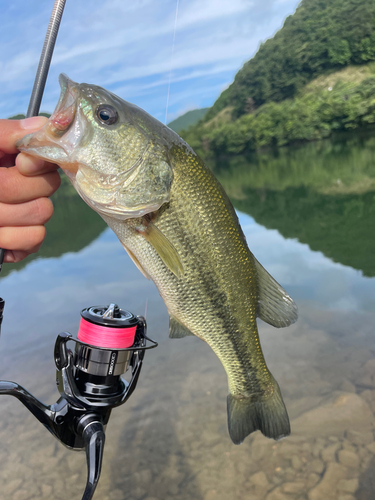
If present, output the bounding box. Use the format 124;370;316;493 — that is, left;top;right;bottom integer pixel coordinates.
0;0;301;123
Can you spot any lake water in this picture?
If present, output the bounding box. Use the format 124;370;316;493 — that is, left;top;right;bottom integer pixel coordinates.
0;130;374;500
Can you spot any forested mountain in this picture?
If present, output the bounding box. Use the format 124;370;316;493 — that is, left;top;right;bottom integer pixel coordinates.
168;108;208;132
209;0;375;119
182;0;375;156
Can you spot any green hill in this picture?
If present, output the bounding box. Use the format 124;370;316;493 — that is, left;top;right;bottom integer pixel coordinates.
168;108;208;133
182;0;375;157
208;0;375;120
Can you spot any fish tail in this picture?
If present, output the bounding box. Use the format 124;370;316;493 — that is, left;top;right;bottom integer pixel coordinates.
227;379;290;445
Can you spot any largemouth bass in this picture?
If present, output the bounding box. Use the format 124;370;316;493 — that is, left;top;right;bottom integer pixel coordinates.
17;74;297;444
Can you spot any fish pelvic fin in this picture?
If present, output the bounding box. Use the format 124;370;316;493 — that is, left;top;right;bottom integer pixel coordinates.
169;315;195;338
254;256;298;328
227;379;290;445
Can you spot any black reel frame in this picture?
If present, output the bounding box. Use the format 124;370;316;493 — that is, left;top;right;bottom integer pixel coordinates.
0;310;157;500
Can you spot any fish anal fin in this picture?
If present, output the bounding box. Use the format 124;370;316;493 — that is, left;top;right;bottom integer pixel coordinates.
141;221;184;278
227;379;290;445
254;257;298;328
169;315;195;339
121;242;150;280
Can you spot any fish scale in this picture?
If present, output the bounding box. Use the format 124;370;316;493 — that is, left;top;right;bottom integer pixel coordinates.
17;74;297;444
106;150;270;398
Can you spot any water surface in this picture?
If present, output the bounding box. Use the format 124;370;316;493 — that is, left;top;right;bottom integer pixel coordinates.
0;131;374;500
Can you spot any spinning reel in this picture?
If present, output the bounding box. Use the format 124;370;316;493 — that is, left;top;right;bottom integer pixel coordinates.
0;300;157;500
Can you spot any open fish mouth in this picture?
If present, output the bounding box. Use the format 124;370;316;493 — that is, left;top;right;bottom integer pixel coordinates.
49;74;78;133
16;74;83;170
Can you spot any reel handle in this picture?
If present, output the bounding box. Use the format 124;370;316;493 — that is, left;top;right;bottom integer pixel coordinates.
79;417;106;500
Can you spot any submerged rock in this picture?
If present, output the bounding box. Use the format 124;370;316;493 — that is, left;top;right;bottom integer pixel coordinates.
308;462;347;500
292;392;373;437
321;442;341;462
358;359;375;388
346;429;374;446
337;478;359;494
338;449;360;468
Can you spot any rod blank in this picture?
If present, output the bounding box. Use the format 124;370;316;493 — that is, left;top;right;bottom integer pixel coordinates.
26;0;67;118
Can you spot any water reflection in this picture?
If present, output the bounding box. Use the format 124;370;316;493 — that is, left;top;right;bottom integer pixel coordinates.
0;131;374;499
0;177;107;279
216;129;375;277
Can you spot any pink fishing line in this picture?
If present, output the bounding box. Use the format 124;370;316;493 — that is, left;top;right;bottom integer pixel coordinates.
78;318;137;348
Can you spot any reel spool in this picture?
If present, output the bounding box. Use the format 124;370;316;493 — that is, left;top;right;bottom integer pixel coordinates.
0;303;157;500
73;304;141;402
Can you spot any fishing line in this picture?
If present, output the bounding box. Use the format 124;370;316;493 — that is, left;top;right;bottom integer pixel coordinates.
78;317;137;348
164;0;180;125
144;298;148;319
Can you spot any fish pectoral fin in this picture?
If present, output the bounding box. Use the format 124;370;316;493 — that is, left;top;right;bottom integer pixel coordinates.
120;242;150;280
142;222;184;278
254;256;298;328
169;315;195;339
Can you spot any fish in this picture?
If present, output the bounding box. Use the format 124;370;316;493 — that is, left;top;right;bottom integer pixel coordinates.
17;74;298;444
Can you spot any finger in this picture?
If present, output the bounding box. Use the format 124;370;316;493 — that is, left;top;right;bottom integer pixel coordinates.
3;250;29;264
16;152;59;176
0;225;46;254
0;167;61;204
0;198;54;226
0;117;48;154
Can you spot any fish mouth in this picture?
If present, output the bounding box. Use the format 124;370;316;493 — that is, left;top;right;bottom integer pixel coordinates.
16;74;81;169
49;74;78;132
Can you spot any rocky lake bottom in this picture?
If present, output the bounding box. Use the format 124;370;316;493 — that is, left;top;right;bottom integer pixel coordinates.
0;302;374;500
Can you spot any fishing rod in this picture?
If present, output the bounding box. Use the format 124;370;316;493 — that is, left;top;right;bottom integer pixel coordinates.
0;3;158;500
0;0;66;274
0;0;66;327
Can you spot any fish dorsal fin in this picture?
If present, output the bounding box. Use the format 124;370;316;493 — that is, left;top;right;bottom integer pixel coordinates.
121;242;150;280
169;315;195;338
254;257;298;328
141;222;184;278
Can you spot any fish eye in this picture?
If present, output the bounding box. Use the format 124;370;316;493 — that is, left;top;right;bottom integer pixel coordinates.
96;105;118;125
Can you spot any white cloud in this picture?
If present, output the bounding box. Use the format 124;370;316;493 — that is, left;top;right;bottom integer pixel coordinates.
0;0;301;119
176;0;253;28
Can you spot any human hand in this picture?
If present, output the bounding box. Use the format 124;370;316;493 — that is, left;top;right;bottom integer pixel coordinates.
0;117;61;264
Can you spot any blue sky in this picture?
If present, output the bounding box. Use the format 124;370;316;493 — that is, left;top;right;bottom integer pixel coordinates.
0;0;300;123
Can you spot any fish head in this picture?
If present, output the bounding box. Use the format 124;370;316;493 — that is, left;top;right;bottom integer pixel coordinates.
17;74;174;219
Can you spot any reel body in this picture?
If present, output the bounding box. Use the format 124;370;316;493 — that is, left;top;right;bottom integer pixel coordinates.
0;303;157;500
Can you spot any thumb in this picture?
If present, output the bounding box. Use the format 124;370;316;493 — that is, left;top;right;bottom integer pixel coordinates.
0;117;48;155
